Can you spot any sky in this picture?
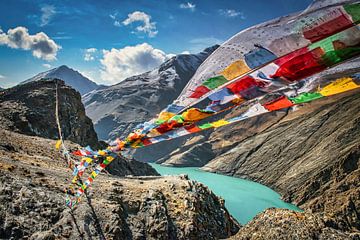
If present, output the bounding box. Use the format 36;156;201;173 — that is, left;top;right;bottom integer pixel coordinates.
0;0;312;88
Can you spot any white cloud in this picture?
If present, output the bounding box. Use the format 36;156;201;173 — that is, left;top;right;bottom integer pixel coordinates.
40;5;56;27
84;48;97;61
100;43;171;84
180;2;196;11
0;26;61;61
181;51;190;55
122;11;158;37
0;74;5;79
114;20;121;27
42;63;52;68
219;9;245;19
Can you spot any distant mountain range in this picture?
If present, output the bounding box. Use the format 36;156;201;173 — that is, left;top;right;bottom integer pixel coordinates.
21;65;99;95
83;45;219;141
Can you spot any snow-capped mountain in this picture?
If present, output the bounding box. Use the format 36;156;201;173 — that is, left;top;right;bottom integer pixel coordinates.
83;45;218;141
21;65;99;95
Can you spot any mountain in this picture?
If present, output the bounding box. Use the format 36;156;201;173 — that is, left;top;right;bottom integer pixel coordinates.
22;65;99;95
83;46;218;141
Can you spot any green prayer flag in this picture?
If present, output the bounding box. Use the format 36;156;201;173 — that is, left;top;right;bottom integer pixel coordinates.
344;3;360;23
203;76;228;90
155;119;165;125
289;92;323;104
199;123;213;129
322;47;360;66
169;115;184;123
309;33;341;52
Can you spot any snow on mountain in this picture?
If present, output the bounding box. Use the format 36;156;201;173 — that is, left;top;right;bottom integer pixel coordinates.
83;45;218;141
21;65;99;95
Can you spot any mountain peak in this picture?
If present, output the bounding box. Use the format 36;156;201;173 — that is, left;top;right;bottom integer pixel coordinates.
21;65;99;95
56;65;70;70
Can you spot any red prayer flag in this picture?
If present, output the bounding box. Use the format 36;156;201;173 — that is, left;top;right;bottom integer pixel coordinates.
142;138;152;146
189;85;211;98
271;47;326;81
227;76;266;94
184;124;201;133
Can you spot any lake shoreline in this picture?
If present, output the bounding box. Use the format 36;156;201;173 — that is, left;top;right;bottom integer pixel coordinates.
150;163;301;224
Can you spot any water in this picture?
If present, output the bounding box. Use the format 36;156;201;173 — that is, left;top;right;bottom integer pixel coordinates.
150;163;301;224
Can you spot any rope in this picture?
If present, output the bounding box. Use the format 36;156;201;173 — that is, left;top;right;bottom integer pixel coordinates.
55;81;73;167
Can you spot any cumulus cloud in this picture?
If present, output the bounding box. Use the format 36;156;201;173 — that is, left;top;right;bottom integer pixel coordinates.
40;5;56;26
0;26;61;61
84;47;97;61
180;2;196;11
42;63;52;68
122;11;158;37
219;9;245;19
0;74;5;79
100;43;171;84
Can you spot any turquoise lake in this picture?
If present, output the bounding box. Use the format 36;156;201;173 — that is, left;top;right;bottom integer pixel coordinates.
150;163;301;224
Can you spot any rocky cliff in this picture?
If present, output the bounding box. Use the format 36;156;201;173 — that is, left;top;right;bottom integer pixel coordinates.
0;129;240;239
0;79;100;148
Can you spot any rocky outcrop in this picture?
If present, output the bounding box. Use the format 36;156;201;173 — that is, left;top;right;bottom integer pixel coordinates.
229;208;355;239
0;79;100;148
0;129;240;239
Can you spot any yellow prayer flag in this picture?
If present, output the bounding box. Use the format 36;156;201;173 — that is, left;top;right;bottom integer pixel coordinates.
181;108;213;122
98;150;106;156
158;111;176;121
55;140;62;150
221;60;251;80
83;157;93;163
212;119;230;128
319;77;359;96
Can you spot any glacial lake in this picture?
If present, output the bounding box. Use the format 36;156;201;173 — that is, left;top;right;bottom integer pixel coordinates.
150;163;301;224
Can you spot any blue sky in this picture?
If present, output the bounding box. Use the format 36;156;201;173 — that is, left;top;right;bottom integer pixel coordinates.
0;0;312;87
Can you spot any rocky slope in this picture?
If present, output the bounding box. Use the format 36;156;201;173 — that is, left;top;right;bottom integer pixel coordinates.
0;129;240;239
229;208;355;239
83;46;218;142
22;65;99;95
0;79;100;148
202;91;360;234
